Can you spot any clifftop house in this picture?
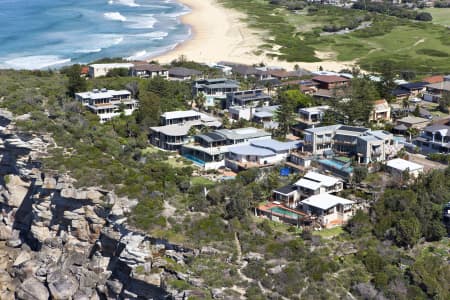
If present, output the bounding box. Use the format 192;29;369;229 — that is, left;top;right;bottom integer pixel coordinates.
75;88;138;123
131;64;168;79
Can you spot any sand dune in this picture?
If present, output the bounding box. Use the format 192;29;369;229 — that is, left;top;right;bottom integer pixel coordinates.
152;0;356;72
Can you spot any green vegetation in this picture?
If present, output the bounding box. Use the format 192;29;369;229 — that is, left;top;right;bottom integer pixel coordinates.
1;69;449;299
220;1;450;72
424;8;450;26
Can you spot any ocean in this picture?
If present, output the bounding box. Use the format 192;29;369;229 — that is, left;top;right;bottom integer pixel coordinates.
0;0;191;69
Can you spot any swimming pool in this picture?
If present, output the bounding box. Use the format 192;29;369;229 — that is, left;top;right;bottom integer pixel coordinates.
183;154;205;166
319;159;353;174
270;206;303;219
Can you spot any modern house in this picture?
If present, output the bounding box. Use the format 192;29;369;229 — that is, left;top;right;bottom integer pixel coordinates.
311;75;350;90
303;125;399;164
369;99;391;123
230;64;270;80
294;171;344;198
423;81;450;103
226;89;272;108
294;105;330;132
168;67;203;81
272;171;343;208
131;64;168;79
414;124;450;154
88;63;134;78
252;105;279;124
193;78;240;107
149;110;221;151
181;127;271;169
75;89;138;123
397;82;428;97
160;110;201;126
396;116;430;129
386;158;424;178
225;139;301;171
300;194;355;228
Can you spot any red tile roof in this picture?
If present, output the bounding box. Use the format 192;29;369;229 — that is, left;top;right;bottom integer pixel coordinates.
312;75;349;83
80;67;89;74
423;75;444;84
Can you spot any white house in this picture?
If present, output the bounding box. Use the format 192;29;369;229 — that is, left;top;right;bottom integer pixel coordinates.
294;171;344;198
88;63;134;78
75;88;138;123
300;194;355;228
386;158;424;178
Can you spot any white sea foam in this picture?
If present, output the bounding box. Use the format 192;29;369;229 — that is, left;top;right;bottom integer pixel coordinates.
3;55;71;70
104;12;127;22
126;50;148;60
126;15;157;29
135;31;168;40
108;0;140;7
74;48;102;54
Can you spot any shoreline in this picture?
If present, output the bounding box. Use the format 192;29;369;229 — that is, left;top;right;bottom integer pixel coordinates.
152;0;356;72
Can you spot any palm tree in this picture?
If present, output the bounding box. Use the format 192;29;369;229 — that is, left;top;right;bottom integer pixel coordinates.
194;94;206;111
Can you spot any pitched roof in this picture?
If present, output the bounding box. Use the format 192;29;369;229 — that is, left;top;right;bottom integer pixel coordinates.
228;144;275;157
399;82;428;90
168;67;202;77
426;81;450;92
250;139;301;152
133;64;167;72
273;184;298;195
423;75;444;84
312;75;350;83
301;194;354;210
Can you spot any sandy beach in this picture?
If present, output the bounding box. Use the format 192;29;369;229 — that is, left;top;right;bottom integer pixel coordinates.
153;0;356;72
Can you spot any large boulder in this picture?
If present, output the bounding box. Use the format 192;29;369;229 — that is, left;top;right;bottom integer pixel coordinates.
16;277;49;300
4;175;30;208
48;270;79;300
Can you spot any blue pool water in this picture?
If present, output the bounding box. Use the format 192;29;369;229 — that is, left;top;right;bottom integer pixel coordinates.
183;154;205;166
319;159;353;174
0;0;190;69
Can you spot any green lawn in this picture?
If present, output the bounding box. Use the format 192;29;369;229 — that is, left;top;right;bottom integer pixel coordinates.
424;8;450;26
191;176;215;186
313;227;344;238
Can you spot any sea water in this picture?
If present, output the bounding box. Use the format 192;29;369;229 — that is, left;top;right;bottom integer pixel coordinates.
0;0;191;69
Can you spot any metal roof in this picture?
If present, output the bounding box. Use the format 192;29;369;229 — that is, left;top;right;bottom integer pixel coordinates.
215;127;271;140
303;171;341;187
295;178;322;191
273;184;298;195
161;110;200;119
150;123;193;136
386;158;423;172
301;194;355;210
228;144;275;157
250;139;300;152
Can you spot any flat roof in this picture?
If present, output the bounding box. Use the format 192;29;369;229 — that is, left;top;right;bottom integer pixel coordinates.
301;194;355;210
89;63;134;68
397;116;430;124
215;127;271;140
228;144;275;157
273;184;298;195
253;111;274;118
386;158;424;172
305;124;341;134
295;178;322;191
303;171;341;187
251;139;300;152
150;123;193;136
161;110;201;119
75;89;130;99
426;81;450;92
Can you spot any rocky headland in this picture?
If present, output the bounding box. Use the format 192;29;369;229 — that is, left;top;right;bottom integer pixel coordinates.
0;110;194;300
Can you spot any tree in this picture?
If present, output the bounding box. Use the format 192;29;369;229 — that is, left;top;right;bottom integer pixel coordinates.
353;166;368;184
274;94;297;138
342;76;379;125
194;93;206;111
394;214;421;248
64;64;87;97
415;12;432;21
377;61;396;102
438;91;450;113
279;89;313;110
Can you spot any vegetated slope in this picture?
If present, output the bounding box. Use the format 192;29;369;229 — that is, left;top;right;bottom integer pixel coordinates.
0;69;449;299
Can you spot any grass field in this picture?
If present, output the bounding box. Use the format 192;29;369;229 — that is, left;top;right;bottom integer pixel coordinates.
220;0;450;72
424;8;450;26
